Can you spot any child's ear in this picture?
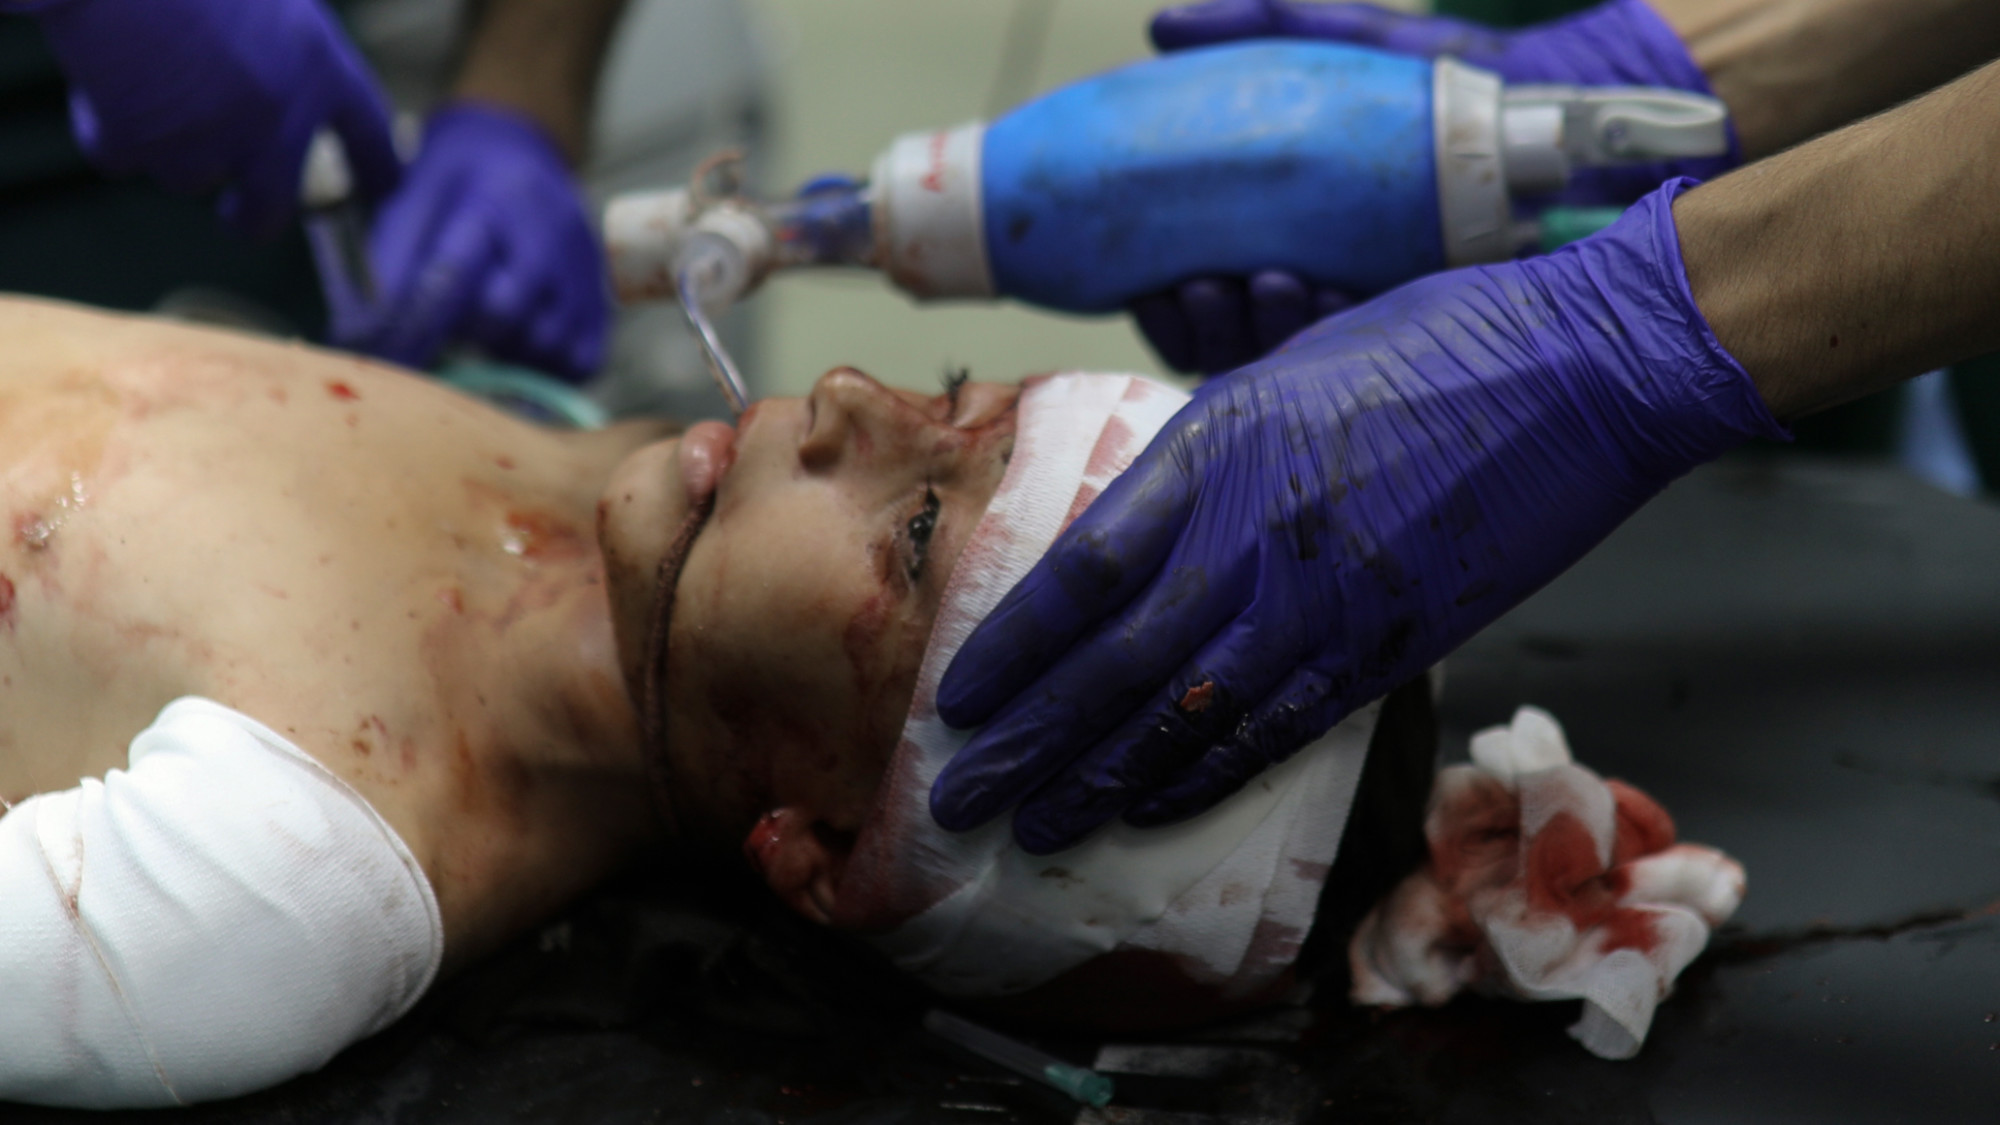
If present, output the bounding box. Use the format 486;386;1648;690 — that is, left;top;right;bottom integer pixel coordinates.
742;807;854;925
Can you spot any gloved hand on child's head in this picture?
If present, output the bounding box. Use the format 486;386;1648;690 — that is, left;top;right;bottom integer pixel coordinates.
935;182;1786;853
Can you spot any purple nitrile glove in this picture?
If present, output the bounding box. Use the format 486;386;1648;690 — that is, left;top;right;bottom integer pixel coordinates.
335;103;611;383
1129;0;1738;376
1150;0;1737;206
1130;272;1353;376
933;179;1786;855
30;0;401;238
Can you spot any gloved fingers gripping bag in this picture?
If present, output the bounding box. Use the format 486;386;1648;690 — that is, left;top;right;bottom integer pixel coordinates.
0;697;442;1108
1127;0;1742;374
831;372;1382;1023
1148;0;1738;206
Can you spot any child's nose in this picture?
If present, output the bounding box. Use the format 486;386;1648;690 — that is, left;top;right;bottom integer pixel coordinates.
799;367;938;469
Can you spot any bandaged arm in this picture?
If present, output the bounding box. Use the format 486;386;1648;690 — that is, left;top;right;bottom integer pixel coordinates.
0;697;443;1108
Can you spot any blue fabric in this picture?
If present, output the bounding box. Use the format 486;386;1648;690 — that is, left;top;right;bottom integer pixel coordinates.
332;103;610;383
33;0;400;238
933;180;1786;854
1134;0;1736;374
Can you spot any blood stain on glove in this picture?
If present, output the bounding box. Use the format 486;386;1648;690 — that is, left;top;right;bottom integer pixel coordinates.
1179;681;1216;713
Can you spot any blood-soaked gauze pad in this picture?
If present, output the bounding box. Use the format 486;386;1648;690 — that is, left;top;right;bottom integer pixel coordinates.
834;372;1380;1001
0;697;443;1108
1348;706;1745;1059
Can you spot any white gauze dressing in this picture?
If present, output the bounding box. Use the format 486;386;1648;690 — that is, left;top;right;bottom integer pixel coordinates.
834;373;1378;1001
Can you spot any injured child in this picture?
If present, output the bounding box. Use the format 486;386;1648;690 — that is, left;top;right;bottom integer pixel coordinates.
0;297;1744;1109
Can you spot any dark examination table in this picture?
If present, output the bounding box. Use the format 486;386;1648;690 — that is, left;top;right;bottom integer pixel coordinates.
12;455;2000;1125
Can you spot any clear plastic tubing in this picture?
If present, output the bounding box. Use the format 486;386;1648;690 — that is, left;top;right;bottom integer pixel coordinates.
922;1008;1115;1108
673;232;755;416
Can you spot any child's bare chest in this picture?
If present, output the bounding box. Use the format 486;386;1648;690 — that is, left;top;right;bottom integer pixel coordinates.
0;350;599;808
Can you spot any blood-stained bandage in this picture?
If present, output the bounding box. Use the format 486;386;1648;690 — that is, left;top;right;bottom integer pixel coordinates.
0;697;442;1108
835;373;1379;1004
1347;706;1745;1059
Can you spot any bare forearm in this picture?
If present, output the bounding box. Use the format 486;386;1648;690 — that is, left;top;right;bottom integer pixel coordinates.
1676;57;2000;419
451;0;630;164
1648;0;2000;158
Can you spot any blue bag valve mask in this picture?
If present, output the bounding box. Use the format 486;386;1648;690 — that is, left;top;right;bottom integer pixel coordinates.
604;42;1725;316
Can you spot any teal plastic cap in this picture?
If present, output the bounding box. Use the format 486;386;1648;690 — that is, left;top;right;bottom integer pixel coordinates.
1044;1063;1115;1108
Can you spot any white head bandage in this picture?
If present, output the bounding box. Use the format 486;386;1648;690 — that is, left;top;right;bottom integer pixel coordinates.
835;372;1378;1001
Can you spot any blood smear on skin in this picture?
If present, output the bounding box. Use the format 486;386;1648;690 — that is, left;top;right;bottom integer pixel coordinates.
501;510;584;560
0;572;13;627
842;591;891;687
15;513;50;551
325;380;360;401
743;810;785;874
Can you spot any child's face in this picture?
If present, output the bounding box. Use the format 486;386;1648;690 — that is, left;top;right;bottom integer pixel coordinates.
599;368;1018;914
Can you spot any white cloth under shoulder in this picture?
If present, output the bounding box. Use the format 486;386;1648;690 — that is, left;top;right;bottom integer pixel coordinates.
0;696;443;1108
